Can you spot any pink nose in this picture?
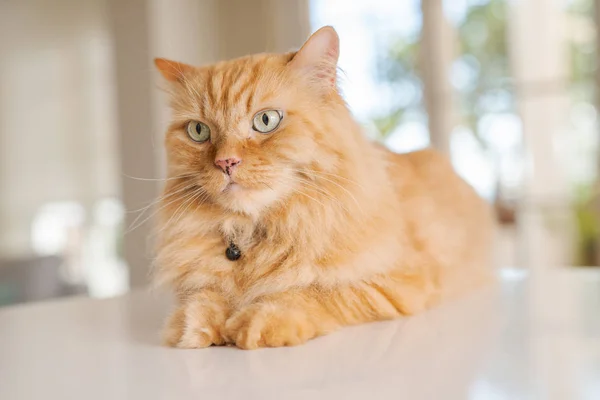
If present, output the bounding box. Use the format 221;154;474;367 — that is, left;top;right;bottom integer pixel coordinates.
215;157;241;175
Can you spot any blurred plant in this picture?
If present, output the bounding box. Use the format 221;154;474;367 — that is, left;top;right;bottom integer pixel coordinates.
372;35;421;138
373;0;515;215
573;184;600;266
373;0;511;140
569;0;596;95
373;0;599;265
453;0;512;137
567;0;599;265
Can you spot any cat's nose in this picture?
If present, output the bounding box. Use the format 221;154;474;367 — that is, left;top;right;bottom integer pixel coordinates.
215;157;241;175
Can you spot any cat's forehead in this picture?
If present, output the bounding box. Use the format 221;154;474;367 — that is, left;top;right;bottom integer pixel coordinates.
200;53;290;106
172;53;296;127
210;52;294;74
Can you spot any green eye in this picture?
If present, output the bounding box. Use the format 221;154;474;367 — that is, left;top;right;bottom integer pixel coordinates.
186;121;210;143
252;110;282;134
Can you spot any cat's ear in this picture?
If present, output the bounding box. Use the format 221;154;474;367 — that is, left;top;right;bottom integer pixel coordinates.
289;26;340;87
154;58;194;83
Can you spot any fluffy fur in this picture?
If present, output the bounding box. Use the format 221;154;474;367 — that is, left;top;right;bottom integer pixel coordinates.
153;26;494;349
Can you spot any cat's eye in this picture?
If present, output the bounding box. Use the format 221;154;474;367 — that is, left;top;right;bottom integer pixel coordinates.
252;110;283;134
186;121;211;143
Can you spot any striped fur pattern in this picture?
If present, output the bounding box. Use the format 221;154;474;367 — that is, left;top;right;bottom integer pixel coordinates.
153;27;494;349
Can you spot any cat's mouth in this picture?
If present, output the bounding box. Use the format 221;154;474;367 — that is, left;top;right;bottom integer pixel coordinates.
222;179;264;196
222;174;247;193
219;173;270;198
216;174;281;213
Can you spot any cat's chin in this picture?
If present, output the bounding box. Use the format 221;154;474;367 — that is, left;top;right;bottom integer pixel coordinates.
224;182;243;193
218;184;280;215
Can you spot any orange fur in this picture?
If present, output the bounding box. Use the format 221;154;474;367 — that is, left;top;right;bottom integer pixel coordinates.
153;26;494;349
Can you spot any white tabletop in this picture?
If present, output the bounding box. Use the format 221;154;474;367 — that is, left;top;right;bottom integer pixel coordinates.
1;268;599;400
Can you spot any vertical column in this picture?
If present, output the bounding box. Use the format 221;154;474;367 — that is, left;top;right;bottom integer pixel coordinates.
216;0;310;59
108;0;157;288
509;2;576;397
266;0;311;53
508;0;573;267
420;0;456;154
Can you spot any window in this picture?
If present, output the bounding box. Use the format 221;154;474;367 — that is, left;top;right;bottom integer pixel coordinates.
311;0;599;266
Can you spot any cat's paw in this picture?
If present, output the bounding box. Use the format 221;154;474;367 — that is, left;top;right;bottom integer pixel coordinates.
223;303;317;349
163;298;227;349
176;319;224;349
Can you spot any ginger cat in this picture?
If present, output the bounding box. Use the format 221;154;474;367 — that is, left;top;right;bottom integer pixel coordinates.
153;26;494;350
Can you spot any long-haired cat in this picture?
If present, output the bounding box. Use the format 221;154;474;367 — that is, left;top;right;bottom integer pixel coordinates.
153;26;494;349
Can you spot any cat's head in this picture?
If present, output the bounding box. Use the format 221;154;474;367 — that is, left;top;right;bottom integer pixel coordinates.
156;27;351;216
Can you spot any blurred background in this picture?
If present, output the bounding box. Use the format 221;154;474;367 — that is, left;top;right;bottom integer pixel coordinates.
0;0;598;306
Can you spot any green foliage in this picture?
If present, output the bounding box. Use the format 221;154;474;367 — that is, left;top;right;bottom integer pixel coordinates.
573;184;600;265
455;0;512;118
567;0;599;265
374;36;421;137
374;0;599;265
374;0;512;139
567;0;596;103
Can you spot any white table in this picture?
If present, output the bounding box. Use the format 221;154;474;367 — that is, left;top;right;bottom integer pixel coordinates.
1;268;599;400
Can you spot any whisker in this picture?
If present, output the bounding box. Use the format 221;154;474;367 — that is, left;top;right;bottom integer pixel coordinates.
290;168;365;191
151;189;201;233
121;172;199;182
282;175;353;215
125;186;198;234
156;187;206;236
272;178;327;209
173;189;207;226
126;181;199;214
125;181;199;232
299;172;364;214
297;182;352;215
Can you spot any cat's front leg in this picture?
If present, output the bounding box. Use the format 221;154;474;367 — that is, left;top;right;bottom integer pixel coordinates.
223;276;435;349
222;289;341;350
163;290;230;348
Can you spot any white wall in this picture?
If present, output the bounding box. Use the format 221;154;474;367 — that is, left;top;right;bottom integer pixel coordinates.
0;0;119;257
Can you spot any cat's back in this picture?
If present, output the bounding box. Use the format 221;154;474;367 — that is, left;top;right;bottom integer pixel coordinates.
386;147;455;183
384;146;492;225
383;147;477;204
380;146;495;295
